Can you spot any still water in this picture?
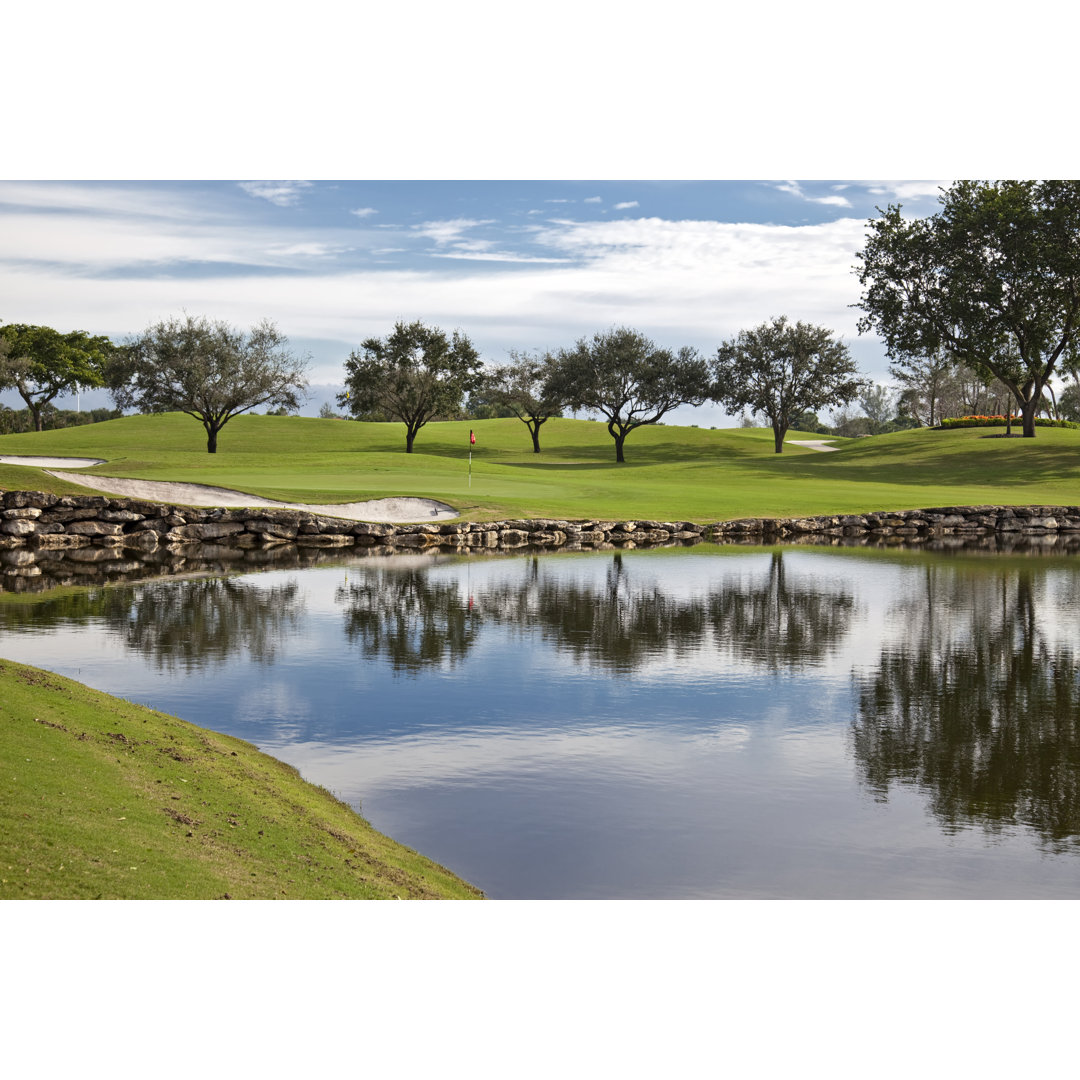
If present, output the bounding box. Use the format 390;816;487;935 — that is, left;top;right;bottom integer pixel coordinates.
3;546;1080;898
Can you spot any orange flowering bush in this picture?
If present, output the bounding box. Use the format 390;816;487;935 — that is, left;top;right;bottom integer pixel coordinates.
940;415;1077;429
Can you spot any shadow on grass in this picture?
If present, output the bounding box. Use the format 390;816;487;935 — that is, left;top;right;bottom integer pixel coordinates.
501;460;651;471
751;438;1080;490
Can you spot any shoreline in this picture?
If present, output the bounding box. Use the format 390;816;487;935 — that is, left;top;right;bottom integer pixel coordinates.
4;489;1080;554
0;657;483;900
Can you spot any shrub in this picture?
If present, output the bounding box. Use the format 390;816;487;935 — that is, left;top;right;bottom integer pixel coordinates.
940;414;1079;429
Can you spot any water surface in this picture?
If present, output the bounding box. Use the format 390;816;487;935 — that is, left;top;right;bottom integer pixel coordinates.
3;546;1080;898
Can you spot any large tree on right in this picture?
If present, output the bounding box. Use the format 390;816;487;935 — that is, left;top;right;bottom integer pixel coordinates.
855;180;1080;438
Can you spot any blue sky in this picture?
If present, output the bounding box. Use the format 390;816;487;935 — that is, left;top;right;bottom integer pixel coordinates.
0;178;949;424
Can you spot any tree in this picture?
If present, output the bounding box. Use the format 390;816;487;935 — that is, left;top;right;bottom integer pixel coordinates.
484;350;565;452
789;409;830;434
712;316;864;453
547;327;711;462
107;314;308;453
858;383;896;431
1059;382;1080;422
0;323;115;432
888;351;955;427
856;180;1080;438
337;321;482;453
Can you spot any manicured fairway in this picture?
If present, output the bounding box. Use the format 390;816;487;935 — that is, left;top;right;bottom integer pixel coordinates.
3;412;1080;521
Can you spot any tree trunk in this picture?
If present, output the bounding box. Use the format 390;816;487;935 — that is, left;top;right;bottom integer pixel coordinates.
529;421;541;453
614;432;626;463
206;427;218;453
405;430;415;453
773;423;788;453
33;407;44;433
1020;397;1038;437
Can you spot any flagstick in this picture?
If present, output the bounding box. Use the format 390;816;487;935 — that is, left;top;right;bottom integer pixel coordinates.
468;449;472;488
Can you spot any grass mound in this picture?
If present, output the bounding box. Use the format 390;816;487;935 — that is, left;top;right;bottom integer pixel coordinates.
0;658;481;900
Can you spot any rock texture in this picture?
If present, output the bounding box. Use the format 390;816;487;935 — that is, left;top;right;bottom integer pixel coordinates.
4;491;1080;589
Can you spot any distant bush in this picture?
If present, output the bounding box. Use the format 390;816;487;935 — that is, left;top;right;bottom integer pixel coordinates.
940;415;1079;429
0;406;122;435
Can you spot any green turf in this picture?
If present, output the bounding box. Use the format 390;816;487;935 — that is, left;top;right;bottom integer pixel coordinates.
0;658;482;899
2;412;1080;522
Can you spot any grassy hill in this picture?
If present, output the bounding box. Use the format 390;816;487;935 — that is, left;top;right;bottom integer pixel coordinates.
0;658;482;899
3;412;1080;521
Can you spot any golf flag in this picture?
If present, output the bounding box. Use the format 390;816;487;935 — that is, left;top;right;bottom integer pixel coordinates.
470;430;476;445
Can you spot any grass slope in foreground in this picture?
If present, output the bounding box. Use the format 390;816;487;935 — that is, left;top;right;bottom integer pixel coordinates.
5;414;1080;521
0;659;481;900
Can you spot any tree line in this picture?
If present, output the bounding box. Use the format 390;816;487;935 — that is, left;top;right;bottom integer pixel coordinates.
5;179;1080;454
0;311;866;460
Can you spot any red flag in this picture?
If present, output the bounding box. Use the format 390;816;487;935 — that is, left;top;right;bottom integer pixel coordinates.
469;430;476;445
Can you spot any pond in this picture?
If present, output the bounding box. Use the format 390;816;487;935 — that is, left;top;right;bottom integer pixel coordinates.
3;545;1080;898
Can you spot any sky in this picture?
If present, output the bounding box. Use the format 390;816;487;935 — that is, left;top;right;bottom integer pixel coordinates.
0;178;950;424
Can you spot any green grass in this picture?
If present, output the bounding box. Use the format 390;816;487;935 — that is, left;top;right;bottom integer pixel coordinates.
0;658;482;899
3;411;1080;523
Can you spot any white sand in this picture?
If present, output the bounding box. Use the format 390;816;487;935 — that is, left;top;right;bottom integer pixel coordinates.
786;440;840;452
39;468;459;523
1;455;106;468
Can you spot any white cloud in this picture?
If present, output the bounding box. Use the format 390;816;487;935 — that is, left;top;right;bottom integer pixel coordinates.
774;181;852;208
613;201;639;210
0;207;368;272
350;207;379;218
412;217;496;245
0;182;208;220
863;180;949;202
429;251;573;264
265;242;350;259
584;196;603;204
238;180;314;206
0;212;879;389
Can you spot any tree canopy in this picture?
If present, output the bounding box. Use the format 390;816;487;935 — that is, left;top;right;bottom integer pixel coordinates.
107;314;308;453
548;327;710;462
483;350;564;452
856;180;1080;438
712;317;863;453
337;321;482;453
0;323;116;432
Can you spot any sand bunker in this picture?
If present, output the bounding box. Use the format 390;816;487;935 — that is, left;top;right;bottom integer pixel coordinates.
786;440;840;452
30;463;459;523
1;455;107;468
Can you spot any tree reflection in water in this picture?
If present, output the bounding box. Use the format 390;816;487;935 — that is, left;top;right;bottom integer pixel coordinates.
853;566;1080;849
335;550;858;675
704;551;857;671
336;566;480;674
0;578;306;672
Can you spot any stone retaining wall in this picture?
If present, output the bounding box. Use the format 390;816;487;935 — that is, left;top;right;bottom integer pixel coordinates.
5;491;1080;559
710;505;1080;542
